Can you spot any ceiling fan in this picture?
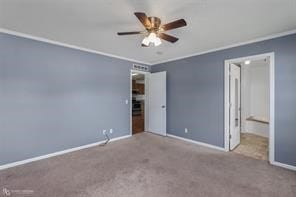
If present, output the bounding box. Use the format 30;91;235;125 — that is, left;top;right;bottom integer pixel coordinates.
117;12;187;47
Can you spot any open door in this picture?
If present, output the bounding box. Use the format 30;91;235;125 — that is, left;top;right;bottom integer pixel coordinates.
230;64;241;150
148;71;166;136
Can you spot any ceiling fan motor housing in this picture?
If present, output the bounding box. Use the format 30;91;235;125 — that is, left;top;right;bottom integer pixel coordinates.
148;17;161;32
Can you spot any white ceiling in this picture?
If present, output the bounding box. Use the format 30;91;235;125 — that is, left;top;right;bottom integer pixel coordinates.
1;0;296;65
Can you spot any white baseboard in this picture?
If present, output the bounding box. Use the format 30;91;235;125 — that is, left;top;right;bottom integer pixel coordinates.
2;133;295;172
271;161;296;171
0;134;131;171
167;134;225;152
168;134;296;171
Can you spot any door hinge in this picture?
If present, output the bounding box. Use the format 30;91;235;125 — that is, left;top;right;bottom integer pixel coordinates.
230;134;232;139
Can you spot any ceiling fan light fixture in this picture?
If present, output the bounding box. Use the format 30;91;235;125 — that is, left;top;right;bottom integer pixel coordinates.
148;32;157;41
146;32;161;46
142;32;162;47
154;37;162;46
142;37;150;46
118;12;187;47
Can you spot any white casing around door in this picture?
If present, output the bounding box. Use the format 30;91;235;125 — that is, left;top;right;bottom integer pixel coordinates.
148;71;166;136
230;64;241;150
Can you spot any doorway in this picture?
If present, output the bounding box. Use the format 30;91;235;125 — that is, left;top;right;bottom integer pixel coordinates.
131;71;146;135
224;53;275;163
130;70;167;136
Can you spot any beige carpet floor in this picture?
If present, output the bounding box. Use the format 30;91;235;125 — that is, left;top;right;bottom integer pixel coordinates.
233;133;268;160
0;132;295;197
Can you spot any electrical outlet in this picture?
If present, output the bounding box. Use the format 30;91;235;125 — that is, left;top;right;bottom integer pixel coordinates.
185;128;188;133
103;130;106;135
109;129;113;134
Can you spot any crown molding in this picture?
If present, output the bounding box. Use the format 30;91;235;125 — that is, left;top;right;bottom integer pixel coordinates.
0;28;152;65
151;29;296;65
1;28;296;66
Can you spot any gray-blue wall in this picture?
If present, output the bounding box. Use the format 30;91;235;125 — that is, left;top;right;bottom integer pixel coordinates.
0;33;138;165
1;32;296;168
152;34;296;167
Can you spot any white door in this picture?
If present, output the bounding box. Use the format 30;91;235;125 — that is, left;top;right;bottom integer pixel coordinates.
148;71;166;136
230;64;241;150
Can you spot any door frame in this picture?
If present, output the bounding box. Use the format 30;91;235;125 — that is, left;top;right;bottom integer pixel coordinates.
224;52;275;164
130;69;150;136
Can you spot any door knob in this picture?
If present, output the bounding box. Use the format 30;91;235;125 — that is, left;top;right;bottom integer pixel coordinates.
161;105;166;108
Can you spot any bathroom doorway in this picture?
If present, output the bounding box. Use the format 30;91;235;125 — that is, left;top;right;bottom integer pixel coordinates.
224;53;275;162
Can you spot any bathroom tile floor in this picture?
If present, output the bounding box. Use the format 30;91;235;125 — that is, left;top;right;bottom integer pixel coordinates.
233;133;268;160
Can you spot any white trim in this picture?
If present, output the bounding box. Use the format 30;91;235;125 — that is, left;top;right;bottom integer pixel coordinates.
144;72;150;131
271;161;296;171
167;134;226;152
0;134;131;171
269;54;275;163
224;53;275;164
0;28;151;66
224;63;230;151
1;28;296;66
167;135;296;171
151;29;296;65
145;130;167;137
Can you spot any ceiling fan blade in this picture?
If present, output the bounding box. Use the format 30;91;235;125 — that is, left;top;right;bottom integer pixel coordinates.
134;12;151;29
158;33;179;43
161;19;187;31
117;31;144;35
